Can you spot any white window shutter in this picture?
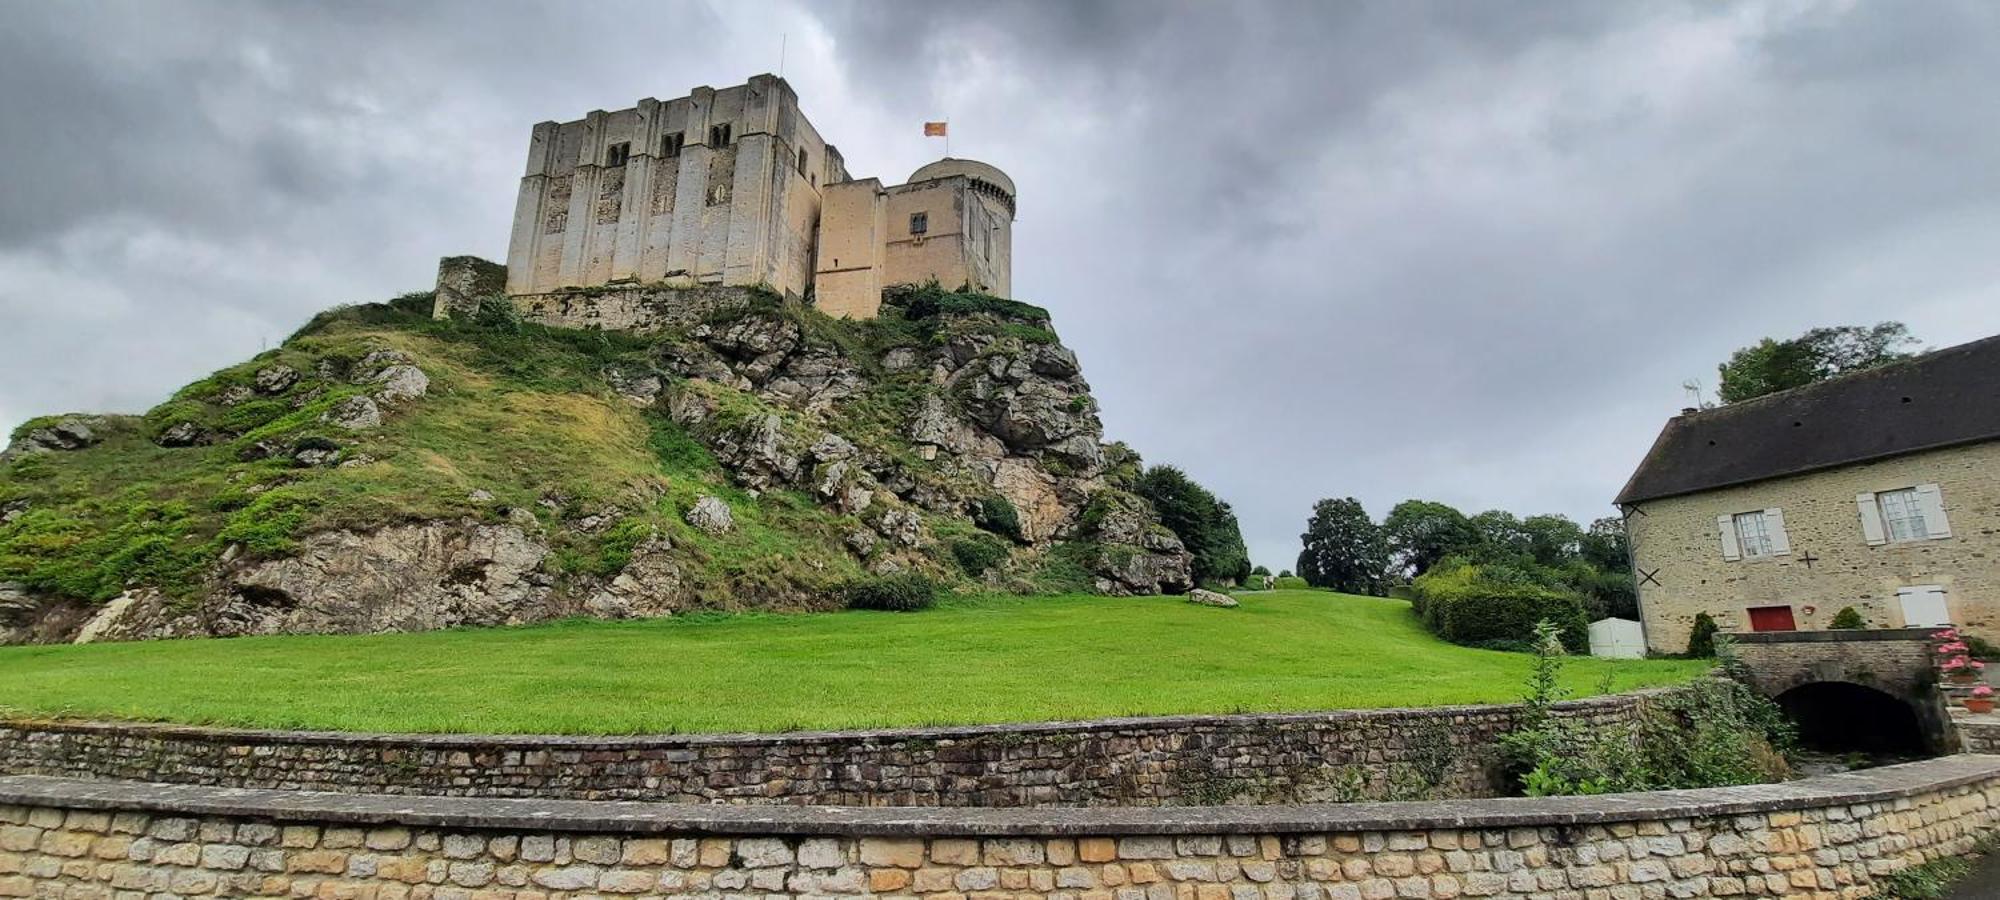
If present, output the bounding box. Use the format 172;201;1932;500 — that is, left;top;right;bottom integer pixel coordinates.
1764;508;1791;556
1857;493;1888;545
1717;514;1743;561
1916;483;1952;539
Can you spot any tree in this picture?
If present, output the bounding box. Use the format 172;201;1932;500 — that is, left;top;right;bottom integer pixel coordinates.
1468;510;1531;565
1296;498;1389;596
1250;565;1271;576
1135;465;1252;586
1382;500;1479;577
1716;322;1919;403
1580;517;1630;573
1520;514;1584;568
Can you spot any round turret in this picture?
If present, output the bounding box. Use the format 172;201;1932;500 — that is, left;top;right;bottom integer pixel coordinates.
909;158;1016;218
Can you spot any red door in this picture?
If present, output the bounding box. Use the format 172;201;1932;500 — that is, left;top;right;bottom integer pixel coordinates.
1747;605;1797;632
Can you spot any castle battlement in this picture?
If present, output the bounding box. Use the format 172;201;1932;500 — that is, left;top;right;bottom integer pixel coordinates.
474;74;1012;322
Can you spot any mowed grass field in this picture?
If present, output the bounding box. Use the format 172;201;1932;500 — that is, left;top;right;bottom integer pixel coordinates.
0;591;1708;735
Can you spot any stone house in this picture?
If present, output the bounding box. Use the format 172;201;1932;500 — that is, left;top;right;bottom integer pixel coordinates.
1616;335;2000;653
499;73;1014;320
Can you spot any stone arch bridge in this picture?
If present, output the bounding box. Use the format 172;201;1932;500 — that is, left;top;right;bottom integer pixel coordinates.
1732;630;1955;754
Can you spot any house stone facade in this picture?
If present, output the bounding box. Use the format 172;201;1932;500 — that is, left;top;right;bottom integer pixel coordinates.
497;74;1014;320
1618;335;2000;653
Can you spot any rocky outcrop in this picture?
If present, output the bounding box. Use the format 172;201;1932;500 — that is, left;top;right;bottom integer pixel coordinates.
1187;588;1239;608
1;416;102;460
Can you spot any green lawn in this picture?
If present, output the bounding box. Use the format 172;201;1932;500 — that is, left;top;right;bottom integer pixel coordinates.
0;591;1708;735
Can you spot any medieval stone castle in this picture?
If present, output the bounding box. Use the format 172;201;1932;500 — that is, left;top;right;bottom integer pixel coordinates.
436;74;1015;323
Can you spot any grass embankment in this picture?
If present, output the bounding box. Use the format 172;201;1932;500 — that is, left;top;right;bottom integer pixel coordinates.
0;591;1708;735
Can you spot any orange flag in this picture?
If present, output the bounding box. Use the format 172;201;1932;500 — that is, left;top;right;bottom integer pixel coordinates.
924;121;948;137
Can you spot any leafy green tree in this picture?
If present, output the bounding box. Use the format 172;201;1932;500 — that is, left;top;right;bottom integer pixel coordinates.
1829;607;1867;629
1521;514;1584;568
1468;510;1531;564
1383;500;1479;577
1296;497;1389;596
1716;322;1919;403
1580;517;1630;573
1250;565;1271;576
1135;465;1251;585
1686;613;1720;658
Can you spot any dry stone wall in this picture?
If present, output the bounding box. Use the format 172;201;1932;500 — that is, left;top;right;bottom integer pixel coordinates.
0;755;1995;899
0;693;1668;808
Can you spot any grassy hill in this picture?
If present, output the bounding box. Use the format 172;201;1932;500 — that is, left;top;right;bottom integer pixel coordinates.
0;287;1196;641
0;590;1708;734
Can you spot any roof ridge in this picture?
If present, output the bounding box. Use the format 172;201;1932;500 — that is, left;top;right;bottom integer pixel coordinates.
1686;332;1999;416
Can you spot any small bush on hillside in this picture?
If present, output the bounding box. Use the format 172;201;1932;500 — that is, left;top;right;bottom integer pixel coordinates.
971;496;1023;542
843;573;939;611
1411;563;1588;653
949;535;1010;578
1828;606;1867;630
885;283;1052;323
1686;613;1720;658
1274;576;1310;590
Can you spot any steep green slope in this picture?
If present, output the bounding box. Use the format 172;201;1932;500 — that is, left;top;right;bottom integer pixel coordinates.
0;287;1194;642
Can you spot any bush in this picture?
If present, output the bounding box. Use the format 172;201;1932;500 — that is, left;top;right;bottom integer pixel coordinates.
1686;613;1720;658
842;574;939;612
949;535;1010;577
1135;465;1251;586
971;496;1023;542
1410;563;1588;652
1499;621;1793;797
1274;576;1310;590
1828;606;1867;630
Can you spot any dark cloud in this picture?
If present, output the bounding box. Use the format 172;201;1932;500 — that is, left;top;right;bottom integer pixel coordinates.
5;0;2000;571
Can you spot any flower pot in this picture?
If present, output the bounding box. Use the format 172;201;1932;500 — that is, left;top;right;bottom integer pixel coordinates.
1966;698;1995;715
1949;671;1980;684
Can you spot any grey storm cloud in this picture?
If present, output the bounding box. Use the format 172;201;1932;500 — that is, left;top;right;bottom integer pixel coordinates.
4;0;2000;571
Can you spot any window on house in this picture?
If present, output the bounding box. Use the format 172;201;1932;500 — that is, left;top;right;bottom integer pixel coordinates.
1879;488;1928;542
1719;508;1789;561
709;123;732;147
1734;511;1775;559
797;147;809;176
605;142;631;167
661;132;685;157
909;212;928;235
1859;485;1951;545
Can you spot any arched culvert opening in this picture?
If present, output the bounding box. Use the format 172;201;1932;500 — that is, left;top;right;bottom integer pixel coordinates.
1776;681;1928;757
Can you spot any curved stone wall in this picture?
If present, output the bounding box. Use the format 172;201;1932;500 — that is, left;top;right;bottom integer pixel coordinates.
0;755;1994;899
0;691;1672;808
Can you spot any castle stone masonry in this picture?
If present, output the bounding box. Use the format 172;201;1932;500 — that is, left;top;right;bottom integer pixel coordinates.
500;74;1013;321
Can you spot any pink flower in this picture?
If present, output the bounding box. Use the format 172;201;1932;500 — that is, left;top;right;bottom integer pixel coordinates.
1943;656;1970;670
1973;660;1989;671
1939;642;1970;654
1936;628;1961;639
1975;685;1995;697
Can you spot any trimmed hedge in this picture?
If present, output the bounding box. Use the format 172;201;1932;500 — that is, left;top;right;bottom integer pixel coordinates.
1274;576;1311;590
1410;563;1588;653
842;574;939;612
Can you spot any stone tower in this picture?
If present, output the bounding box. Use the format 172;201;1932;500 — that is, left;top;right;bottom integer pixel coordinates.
486;75;1014;321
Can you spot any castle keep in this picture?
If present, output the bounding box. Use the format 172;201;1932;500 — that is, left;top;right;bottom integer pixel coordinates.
470;74;1014;322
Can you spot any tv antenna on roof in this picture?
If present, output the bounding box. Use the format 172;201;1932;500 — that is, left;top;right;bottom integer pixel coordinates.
1682;379;1708;410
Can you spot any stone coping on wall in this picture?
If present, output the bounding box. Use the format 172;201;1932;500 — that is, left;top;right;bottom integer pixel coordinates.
0;688;1686;750
2;755;1994;838
1732;629;1932;644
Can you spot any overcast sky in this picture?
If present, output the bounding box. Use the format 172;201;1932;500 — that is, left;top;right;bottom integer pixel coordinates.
4;0;1999;570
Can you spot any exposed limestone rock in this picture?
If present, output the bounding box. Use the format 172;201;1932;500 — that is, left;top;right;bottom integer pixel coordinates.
154;422;211;448
603;366;664;406
876;508;924;548
708;414;802;490
253;365;300;394
353;350;414;381
4;416;101;457
845;529;878;557
685;495;735;535
218;385;255;406
586;537;685;618
1187;589;1239;609
371;365;430;403
322;396;383;430
0;499;26;525
73;592;143;643
292;440;341;468
209;521;556;637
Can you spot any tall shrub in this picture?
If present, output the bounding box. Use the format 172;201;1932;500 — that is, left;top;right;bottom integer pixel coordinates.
1410;562;1588;652
1135;465;1251;585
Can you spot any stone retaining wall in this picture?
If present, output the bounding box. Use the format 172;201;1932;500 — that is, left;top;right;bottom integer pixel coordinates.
0;755;1995;899
0;692;1669;808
